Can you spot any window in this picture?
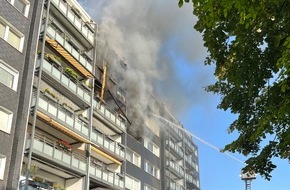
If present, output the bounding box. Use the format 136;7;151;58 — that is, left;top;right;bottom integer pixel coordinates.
0;106;13;134
0;17;24;52
0;155;6;180
0;60;19;91
144;161;159;179
125;175;140;190
8;0;30;17
126;148;141;167
144;138;159;157
144;184;157;190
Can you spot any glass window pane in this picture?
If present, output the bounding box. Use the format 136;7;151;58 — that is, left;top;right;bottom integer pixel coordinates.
67;10;74;22
61;74;69;86
43;60;52;72
69;81;77;92
54;149;62;160
126;150;132;162
52;67;61;80
71;157;78;168
75;120;81;131
0;22;5;38
0;109;11;133
0;67;14;88
14;0;26;14
55;33;64;45
82;26;88;37
82;126;88;136
38;98;48;110
88;32;94;43
58;110;66;121
84;93;90;103
77;87;84;98
79;55;85;65
7;29;21;50
44;144;53;156
51;0;59;5
48;104;57;116
64;42;72;52
59;1;67;14
47;26;56;37
72;48;79;59
86;62;92;72
66;116;73;126
74;17;81;30
79;161;86;171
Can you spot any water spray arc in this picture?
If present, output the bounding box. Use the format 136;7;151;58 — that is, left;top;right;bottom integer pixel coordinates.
149;113;245;165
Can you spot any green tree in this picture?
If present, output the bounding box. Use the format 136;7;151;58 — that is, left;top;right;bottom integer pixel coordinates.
179;0;290;180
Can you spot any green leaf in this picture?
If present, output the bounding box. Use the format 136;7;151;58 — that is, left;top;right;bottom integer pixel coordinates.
183;0;290;180
178;0;184;7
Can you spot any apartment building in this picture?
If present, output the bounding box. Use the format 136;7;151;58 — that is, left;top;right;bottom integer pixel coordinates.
0;0;200;190
0;0;43;189
18;0;126;189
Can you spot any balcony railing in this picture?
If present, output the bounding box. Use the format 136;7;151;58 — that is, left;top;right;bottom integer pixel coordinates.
36;95;89;138
91;130;125;159
46;25;93;73
186;173;200;188
166;160;184;177
166;139;183;158
93;100;126;131
185;155;199;174
27;133;87;173
166;179;185;190
50;0;94;44
90;164;124;189
39;58;91;104
168;123;183;139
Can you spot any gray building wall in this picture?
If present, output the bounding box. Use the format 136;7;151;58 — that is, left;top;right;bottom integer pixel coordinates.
0;0;44;189
126;130;161;190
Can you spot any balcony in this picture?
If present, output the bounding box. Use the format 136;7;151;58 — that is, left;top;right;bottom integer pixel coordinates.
36;95;89;139
186;173;200;188
166;179;185;190
90;163;124;189
50;0;94;47
27;133;87;174
166;160;184;178
184;137;198;156
185;155;199;175
166;139;183;159
46;24;93;77
91;130;125;160
93;100;126;132
167;123;183;140
39;58;91;106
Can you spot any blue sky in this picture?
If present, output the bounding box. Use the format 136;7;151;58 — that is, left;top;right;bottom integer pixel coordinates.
78;0;290;189
174;49;290;190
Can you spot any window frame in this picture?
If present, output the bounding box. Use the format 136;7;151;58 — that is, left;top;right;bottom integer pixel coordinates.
144;184;157;190
8;0;30;17
144;160;160;179
0;106;13;134
126;148;141;167
125;175;140;190
144;138;160;157
0;59;19;91
0;155;6;180
0;17;25;52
